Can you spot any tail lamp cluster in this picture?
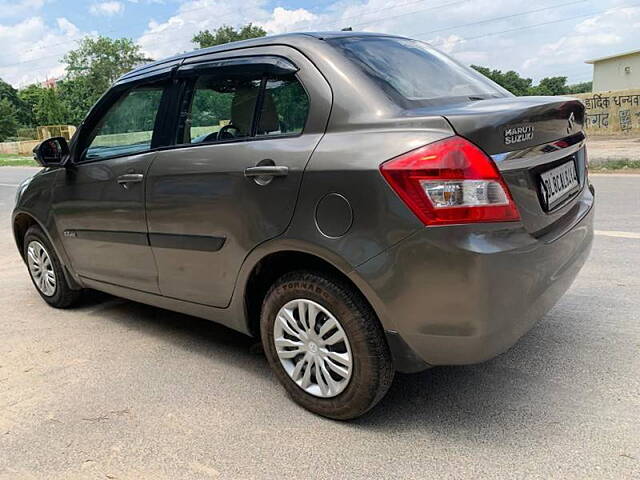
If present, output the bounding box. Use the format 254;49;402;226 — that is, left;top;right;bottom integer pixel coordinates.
380;136;520;226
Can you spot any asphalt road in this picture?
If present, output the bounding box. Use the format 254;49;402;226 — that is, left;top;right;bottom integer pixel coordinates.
0;167;638;479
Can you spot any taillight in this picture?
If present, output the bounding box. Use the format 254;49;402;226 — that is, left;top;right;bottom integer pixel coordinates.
380;136;520;226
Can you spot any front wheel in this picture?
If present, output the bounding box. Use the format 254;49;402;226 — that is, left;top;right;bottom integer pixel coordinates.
260;271;394;420
23;225;81;308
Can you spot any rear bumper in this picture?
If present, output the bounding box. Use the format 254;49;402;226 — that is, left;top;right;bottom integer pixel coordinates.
353;184;594;371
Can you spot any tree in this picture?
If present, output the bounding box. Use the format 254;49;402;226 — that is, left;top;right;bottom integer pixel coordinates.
531;76;568;96
0;98;18;141
1;78;30;126
57;76;100;126
566;81;592;94
192;24;266;49
473;66;591;97
35;87;69;125
471;66;533;96
62;36;151;123
18;84;45;127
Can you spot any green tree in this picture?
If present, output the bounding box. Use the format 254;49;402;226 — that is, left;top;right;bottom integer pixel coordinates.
472;66;592;96
530;76;568;96
18;84;46;127
58;76;100;125
192;24;266;49
471;66;533;96
0;98;18;141
566;81;592;94
1;78;30;126
35;87;69;125
19;84;73;127
62;36;151;124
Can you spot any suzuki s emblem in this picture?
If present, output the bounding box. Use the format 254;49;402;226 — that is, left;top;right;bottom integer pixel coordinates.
567;112;575;134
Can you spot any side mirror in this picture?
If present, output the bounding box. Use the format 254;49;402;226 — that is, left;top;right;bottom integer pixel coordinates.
33;137;70;167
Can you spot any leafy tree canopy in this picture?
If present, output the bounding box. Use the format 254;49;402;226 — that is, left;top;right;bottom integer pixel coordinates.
192;24;267;49
0;98;18;141
62;36;151;123
36;86;69;125
17;84;45;127
472;65;533;96
472;66;591;96
566;81;592;94
1;78;31;126
534;76;568;96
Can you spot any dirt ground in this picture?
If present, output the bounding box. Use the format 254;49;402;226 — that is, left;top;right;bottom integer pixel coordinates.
586;135;640;164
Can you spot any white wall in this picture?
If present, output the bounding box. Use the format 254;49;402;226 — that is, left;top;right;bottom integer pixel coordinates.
593;53;640;92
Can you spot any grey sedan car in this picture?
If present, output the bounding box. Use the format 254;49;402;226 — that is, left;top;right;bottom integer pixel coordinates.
13;32;593;420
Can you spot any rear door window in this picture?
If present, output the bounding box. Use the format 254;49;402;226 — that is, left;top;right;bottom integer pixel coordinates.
256;76;309;137
179;75;262;144
327;36;509;107
175;66;310;145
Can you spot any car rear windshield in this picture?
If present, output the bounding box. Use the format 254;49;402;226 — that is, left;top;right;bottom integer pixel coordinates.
327;36;510;107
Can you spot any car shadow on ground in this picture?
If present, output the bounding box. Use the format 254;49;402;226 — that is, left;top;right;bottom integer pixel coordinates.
76;289;577;431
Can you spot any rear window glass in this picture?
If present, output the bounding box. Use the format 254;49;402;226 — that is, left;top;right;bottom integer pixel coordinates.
327;36;509;107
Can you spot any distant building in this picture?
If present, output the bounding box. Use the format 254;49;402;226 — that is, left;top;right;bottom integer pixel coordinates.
41;77;60;89
586;49;640;92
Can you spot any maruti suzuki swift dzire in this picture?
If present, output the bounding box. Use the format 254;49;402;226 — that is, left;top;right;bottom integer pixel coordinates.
13;32;594;419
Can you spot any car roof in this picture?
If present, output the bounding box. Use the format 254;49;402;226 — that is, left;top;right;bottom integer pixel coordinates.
118;31;405;83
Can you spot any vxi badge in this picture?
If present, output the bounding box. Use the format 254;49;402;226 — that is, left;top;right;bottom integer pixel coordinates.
504;124;535;146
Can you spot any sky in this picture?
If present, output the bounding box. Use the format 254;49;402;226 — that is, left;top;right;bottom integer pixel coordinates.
0;0;638;88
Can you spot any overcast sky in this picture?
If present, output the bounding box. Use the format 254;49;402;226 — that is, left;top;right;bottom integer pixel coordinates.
0;0;638;87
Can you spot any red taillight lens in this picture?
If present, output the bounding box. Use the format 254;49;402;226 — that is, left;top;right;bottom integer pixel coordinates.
380;136;520;226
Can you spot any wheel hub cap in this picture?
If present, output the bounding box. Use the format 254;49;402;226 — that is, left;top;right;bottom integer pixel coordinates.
273;299;353;398
27;240;56;297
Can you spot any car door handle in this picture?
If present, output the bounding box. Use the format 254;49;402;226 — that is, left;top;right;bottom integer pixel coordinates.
243;166;289;178
117;173;144;188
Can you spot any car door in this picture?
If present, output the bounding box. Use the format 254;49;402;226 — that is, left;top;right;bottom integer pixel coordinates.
145;50;332;307
52;80;170;293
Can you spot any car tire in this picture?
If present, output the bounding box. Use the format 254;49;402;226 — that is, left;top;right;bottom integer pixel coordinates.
261;270;394;420
23;225;81;308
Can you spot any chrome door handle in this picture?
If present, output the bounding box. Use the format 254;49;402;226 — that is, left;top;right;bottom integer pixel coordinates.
117;173;144;188
244;164;288;186
243;166;289;177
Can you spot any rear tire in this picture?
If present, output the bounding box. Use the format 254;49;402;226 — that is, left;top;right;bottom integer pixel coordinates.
261;271;394;420
23;225;81;308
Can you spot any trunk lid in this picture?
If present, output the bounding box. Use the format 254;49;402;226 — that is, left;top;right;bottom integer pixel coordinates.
406;96;587;234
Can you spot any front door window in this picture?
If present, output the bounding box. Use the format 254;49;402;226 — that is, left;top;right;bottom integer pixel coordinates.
85;86;165;161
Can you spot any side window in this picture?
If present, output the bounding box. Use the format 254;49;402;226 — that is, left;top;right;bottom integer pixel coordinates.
256;75;309;137
178;74;262;144
85;86;164;161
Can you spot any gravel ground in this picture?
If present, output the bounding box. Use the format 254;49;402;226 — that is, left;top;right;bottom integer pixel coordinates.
0;167;638;480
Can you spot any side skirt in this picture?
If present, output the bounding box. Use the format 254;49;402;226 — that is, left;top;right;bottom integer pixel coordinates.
80;276;250;335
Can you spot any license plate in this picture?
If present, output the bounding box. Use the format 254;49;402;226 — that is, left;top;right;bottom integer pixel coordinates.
539;160;579;210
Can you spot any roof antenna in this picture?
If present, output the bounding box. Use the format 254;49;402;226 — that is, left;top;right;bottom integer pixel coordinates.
341;27;353;31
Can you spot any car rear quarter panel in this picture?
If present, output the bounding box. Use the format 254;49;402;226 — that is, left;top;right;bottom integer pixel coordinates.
276;123;453;328
353;184;594;366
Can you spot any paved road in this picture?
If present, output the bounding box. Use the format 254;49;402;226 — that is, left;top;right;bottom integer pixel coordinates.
0;167;638;479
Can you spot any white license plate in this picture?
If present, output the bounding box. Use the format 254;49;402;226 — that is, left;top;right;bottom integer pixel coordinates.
539;160;579;209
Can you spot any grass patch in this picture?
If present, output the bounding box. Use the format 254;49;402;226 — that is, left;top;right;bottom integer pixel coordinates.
0;154;38;167
590;159;640;172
